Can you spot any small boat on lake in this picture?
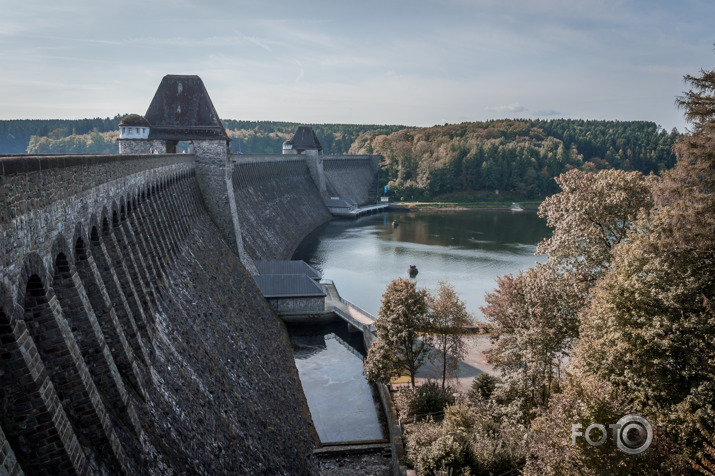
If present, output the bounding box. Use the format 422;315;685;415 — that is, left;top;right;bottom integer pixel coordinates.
510;202;525;212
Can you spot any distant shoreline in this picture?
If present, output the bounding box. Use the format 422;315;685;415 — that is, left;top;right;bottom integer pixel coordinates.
388;201;541;211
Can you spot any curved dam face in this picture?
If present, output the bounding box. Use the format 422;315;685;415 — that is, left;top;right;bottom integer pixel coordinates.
231;155;333;261
323;156;380;206
230;154;381;262
0;152;359;474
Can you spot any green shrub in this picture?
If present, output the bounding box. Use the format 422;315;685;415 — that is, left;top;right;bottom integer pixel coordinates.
404;400;529;475
468;373;497;403
442;402;476;436
403;419;443;468
467;421;530;475
395;381;455;421
413;434;470;476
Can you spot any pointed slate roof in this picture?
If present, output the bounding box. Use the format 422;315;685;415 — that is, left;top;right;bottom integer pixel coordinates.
284;125;322;153
144;75;229;141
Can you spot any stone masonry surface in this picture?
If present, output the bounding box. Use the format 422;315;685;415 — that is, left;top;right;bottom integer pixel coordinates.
231;155;333;261
0;153;328;474
323;156;380;205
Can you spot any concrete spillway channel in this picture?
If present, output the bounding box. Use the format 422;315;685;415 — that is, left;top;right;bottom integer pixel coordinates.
288;321;387;446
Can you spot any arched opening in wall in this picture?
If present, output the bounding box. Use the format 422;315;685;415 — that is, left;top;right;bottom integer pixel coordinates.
24;275;48;320
22;274;78;408
76;236;88;261
54;249;129;425
55;252;70;275
23;273;117;469
75;232;141;394
165;140;193;154
91;226;101;247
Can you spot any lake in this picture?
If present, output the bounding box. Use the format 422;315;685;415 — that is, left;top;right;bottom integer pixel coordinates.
293;208;551;320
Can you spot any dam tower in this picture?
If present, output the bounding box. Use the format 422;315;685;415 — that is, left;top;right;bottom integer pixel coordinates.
118;75;252;267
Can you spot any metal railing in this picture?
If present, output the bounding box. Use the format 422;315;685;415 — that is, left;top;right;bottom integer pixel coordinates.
321;280;378;335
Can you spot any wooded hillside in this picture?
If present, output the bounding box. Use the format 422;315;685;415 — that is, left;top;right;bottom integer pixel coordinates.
0;117;679;202
350;119;680;200
0;118;405;155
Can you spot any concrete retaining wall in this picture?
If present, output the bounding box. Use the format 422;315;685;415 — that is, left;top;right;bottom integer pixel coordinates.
268;296;326;313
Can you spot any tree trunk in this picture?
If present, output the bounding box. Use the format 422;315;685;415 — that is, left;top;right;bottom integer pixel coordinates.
442;347;447;389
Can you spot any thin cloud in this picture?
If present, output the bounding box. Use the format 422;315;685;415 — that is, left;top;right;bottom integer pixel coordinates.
485;103;526;113
244;35;272;52
292;60;305;83
532;109;563;117
0;0;711;132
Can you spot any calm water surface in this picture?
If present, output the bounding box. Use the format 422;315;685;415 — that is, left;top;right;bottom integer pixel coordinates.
293;209;551;319
288;323;384;444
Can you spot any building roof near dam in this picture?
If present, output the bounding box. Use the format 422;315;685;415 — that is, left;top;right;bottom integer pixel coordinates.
144;74;229;141
255;260;321;280
283;125;323;153
253;274;327;298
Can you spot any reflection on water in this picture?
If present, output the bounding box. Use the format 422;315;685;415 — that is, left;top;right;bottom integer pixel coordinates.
288;323;384;444
293;209;551;319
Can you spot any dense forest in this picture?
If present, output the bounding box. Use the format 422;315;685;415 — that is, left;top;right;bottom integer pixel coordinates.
0;117;679;201
0;117;405;155
222;120;405;155
0;116;124;154
349;119;680;201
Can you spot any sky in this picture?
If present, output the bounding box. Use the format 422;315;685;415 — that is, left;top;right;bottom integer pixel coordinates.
0;0;713;131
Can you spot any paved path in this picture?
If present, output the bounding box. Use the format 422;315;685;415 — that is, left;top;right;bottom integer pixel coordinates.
389;335;497;393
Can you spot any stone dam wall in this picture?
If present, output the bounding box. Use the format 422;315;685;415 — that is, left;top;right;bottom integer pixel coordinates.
231;155;333;261
0;152;359;475
323;155;380;205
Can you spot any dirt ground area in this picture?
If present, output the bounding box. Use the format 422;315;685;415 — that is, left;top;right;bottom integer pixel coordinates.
391;334;497;394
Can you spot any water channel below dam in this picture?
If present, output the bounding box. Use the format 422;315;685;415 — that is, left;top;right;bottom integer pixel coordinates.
287;322;385;444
